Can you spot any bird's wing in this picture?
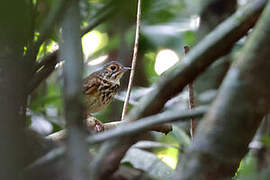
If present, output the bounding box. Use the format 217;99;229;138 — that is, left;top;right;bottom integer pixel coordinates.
82;73;100;95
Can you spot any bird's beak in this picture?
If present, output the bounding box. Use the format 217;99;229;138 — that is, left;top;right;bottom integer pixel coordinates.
122;66;132;71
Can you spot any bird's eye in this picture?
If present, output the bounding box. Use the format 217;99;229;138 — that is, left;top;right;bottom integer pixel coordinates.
110;65;116;71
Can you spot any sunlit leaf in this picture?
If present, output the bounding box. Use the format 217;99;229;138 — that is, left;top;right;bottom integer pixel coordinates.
122;148;176;179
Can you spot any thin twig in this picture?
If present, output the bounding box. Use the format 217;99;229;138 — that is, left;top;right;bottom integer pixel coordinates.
27;1;265;176
121;0;142;121
184;46;197;139
91;1;266;177
189;83;197;137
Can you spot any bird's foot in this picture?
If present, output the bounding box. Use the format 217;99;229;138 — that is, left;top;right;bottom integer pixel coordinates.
94;119;105;132
85;116;105;133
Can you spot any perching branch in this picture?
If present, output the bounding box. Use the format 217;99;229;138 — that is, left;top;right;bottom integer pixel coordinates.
46;107;206;143
91;0;267;178
26;1;266;179
86;116;172;135
33;107;205;174
87;106;207;145
31;106;197;169
121;0;142;120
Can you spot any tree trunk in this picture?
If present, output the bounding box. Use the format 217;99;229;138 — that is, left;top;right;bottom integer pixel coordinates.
0;1;32;179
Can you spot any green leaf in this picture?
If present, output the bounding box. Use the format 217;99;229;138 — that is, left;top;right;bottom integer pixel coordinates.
170;126;191;148
122;148;176;179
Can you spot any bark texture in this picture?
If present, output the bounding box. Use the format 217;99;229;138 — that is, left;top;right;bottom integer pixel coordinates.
90;0;267;178
176;1;270;179
0;1;32;179
194;0;237;105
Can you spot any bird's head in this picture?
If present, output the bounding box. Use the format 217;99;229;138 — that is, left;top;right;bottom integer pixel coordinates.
100;61;131;84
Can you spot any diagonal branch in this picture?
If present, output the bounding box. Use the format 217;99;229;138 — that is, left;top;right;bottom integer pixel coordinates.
46;116;173;143
29;107;206;172
26;1;267;178
123;0;265;123
176;0;270;179
46;106;207;143
91;0;267;178
87;106;207;145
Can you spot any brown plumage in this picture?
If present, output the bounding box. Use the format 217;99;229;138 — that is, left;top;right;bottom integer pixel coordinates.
83;61;130;114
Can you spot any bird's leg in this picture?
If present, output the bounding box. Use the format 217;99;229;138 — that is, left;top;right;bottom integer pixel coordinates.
85;114;105;133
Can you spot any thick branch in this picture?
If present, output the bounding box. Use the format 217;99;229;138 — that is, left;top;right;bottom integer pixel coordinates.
92;0;267;178
176;1;270;179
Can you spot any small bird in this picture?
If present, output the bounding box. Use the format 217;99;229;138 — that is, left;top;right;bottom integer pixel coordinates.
82;61;131;115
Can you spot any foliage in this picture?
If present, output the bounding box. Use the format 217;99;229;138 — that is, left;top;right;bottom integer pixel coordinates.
1;0;270;179
27;1;198;178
